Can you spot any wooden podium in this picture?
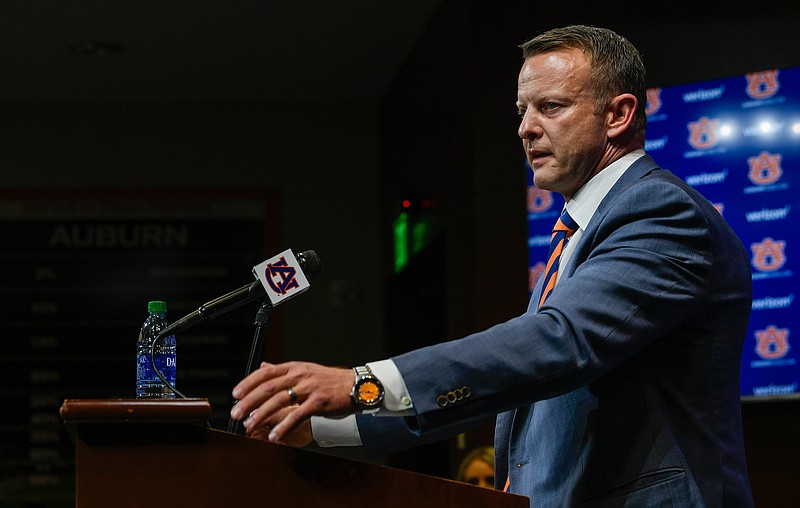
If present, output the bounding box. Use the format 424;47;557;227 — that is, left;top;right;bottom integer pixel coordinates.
60;399;527;508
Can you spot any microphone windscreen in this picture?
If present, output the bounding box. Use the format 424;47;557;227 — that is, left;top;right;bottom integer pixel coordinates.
297;250;323;280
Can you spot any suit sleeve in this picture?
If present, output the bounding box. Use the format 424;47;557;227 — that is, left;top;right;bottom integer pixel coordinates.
357;413;495;457
392;175;717;433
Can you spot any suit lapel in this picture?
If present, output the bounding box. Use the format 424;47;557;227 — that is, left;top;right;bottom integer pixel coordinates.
560;155;661;279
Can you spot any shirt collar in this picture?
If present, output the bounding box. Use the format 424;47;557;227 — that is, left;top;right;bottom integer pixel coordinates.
565;149;646;231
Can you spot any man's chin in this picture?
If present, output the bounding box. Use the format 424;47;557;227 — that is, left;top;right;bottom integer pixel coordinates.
532;172;557;193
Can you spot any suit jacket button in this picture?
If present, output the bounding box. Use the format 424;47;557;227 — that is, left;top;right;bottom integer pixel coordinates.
436;395;448;407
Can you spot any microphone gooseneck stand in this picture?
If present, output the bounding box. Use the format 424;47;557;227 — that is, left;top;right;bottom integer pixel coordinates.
227;302;272;435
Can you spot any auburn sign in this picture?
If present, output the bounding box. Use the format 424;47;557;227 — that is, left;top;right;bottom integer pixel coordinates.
751;237;787;272
755;325;791;360
745;70;780;100
687;116;720;150
747;151;783;186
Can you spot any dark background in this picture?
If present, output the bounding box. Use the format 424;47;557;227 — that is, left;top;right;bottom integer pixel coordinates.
1;1;799;506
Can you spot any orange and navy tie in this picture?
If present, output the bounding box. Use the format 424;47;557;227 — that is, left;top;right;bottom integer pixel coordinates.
503;209;579;494
538;208;579;309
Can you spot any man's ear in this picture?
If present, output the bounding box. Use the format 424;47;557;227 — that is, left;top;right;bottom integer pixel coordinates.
606;93;638;139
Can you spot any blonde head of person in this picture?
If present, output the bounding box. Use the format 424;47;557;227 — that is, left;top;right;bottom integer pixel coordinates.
456;447;495;489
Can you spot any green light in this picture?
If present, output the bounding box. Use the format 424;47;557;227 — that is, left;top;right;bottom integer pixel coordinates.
412;220;429;255
394;212;409;273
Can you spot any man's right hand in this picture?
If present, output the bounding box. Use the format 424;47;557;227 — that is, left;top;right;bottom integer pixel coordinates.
245;406;314;448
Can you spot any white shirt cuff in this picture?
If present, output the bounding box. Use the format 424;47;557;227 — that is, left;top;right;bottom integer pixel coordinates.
310;359;415;448
366;359;414;415
311;415;362;447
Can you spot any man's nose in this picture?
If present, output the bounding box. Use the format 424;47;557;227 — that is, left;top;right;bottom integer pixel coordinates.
518;110;541;139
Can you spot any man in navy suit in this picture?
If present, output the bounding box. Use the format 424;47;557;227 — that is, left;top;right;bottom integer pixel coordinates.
231;25;754;507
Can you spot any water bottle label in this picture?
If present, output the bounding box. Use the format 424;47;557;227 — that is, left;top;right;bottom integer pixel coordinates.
136;311;177;399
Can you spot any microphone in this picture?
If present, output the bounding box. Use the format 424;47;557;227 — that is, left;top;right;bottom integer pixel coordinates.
158;249;322;338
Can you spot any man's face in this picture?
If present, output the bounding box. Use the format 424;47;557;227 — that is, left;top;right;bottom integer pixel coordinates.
517;48;610;200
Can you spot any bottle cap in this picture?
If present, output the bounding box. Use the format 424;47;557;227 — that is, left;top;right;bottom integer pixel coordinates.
147;301;167;313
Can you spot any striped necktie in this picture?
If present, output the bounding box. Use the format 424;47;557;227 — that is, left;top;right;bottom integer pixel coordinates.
538;208;579;308
503;209;579;493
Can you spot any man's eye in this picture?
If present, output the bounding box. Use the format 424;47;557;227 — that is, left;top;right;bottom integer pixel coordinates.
517;108;526;116
541;102;559;111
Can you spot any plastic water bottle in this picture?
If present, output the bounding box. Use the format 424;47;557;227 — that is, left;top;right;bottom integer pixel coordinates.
136;300;177;399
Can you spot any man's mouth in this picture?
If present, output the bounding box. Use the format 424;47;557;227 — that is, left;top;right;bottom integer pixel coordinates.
528;149;552;164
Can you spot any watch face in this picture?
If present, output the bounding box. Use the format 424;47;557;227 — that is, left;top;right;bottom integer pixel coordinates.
357;381;381;404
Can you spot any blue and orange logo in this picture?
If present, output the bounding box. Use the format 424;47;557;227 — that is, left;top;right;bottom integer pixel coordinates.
687;116;720;150
750;237;787;272
754;325;791;360
645;88;662;116
527;187;554;213
529;262;545;293
747;151;783;186
264;257;300;295
745;70;780;100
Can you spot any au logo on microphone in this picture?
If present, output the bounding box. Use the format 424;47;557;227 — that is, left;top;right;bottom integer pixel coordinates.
252;249;311;306
264;257;300;295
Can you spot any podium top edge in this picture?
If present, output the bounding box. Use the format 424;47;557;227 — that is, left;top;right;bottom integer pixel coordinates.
60;398;211;425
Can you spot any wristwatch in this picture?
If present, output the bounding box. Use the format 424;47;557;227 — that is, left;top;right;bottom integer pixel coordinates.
350;365;384;414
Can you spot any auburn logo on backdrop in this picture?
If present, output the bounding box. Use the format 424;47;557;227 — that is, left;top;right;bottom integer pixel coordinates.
527;186;554;213
754;325;791;360
687;116;720;150
747;151;783;186
529;262;545;293
645;88;662;116
745;70;780;100
751;237;787;272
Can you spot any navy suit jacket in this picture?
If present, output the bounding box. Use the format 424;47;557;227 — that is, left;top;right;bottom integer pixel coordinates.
358;155;754;507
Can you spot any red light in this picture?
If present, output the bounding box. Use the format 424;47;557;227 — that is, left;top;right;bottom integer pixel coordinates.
402;199;411;209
